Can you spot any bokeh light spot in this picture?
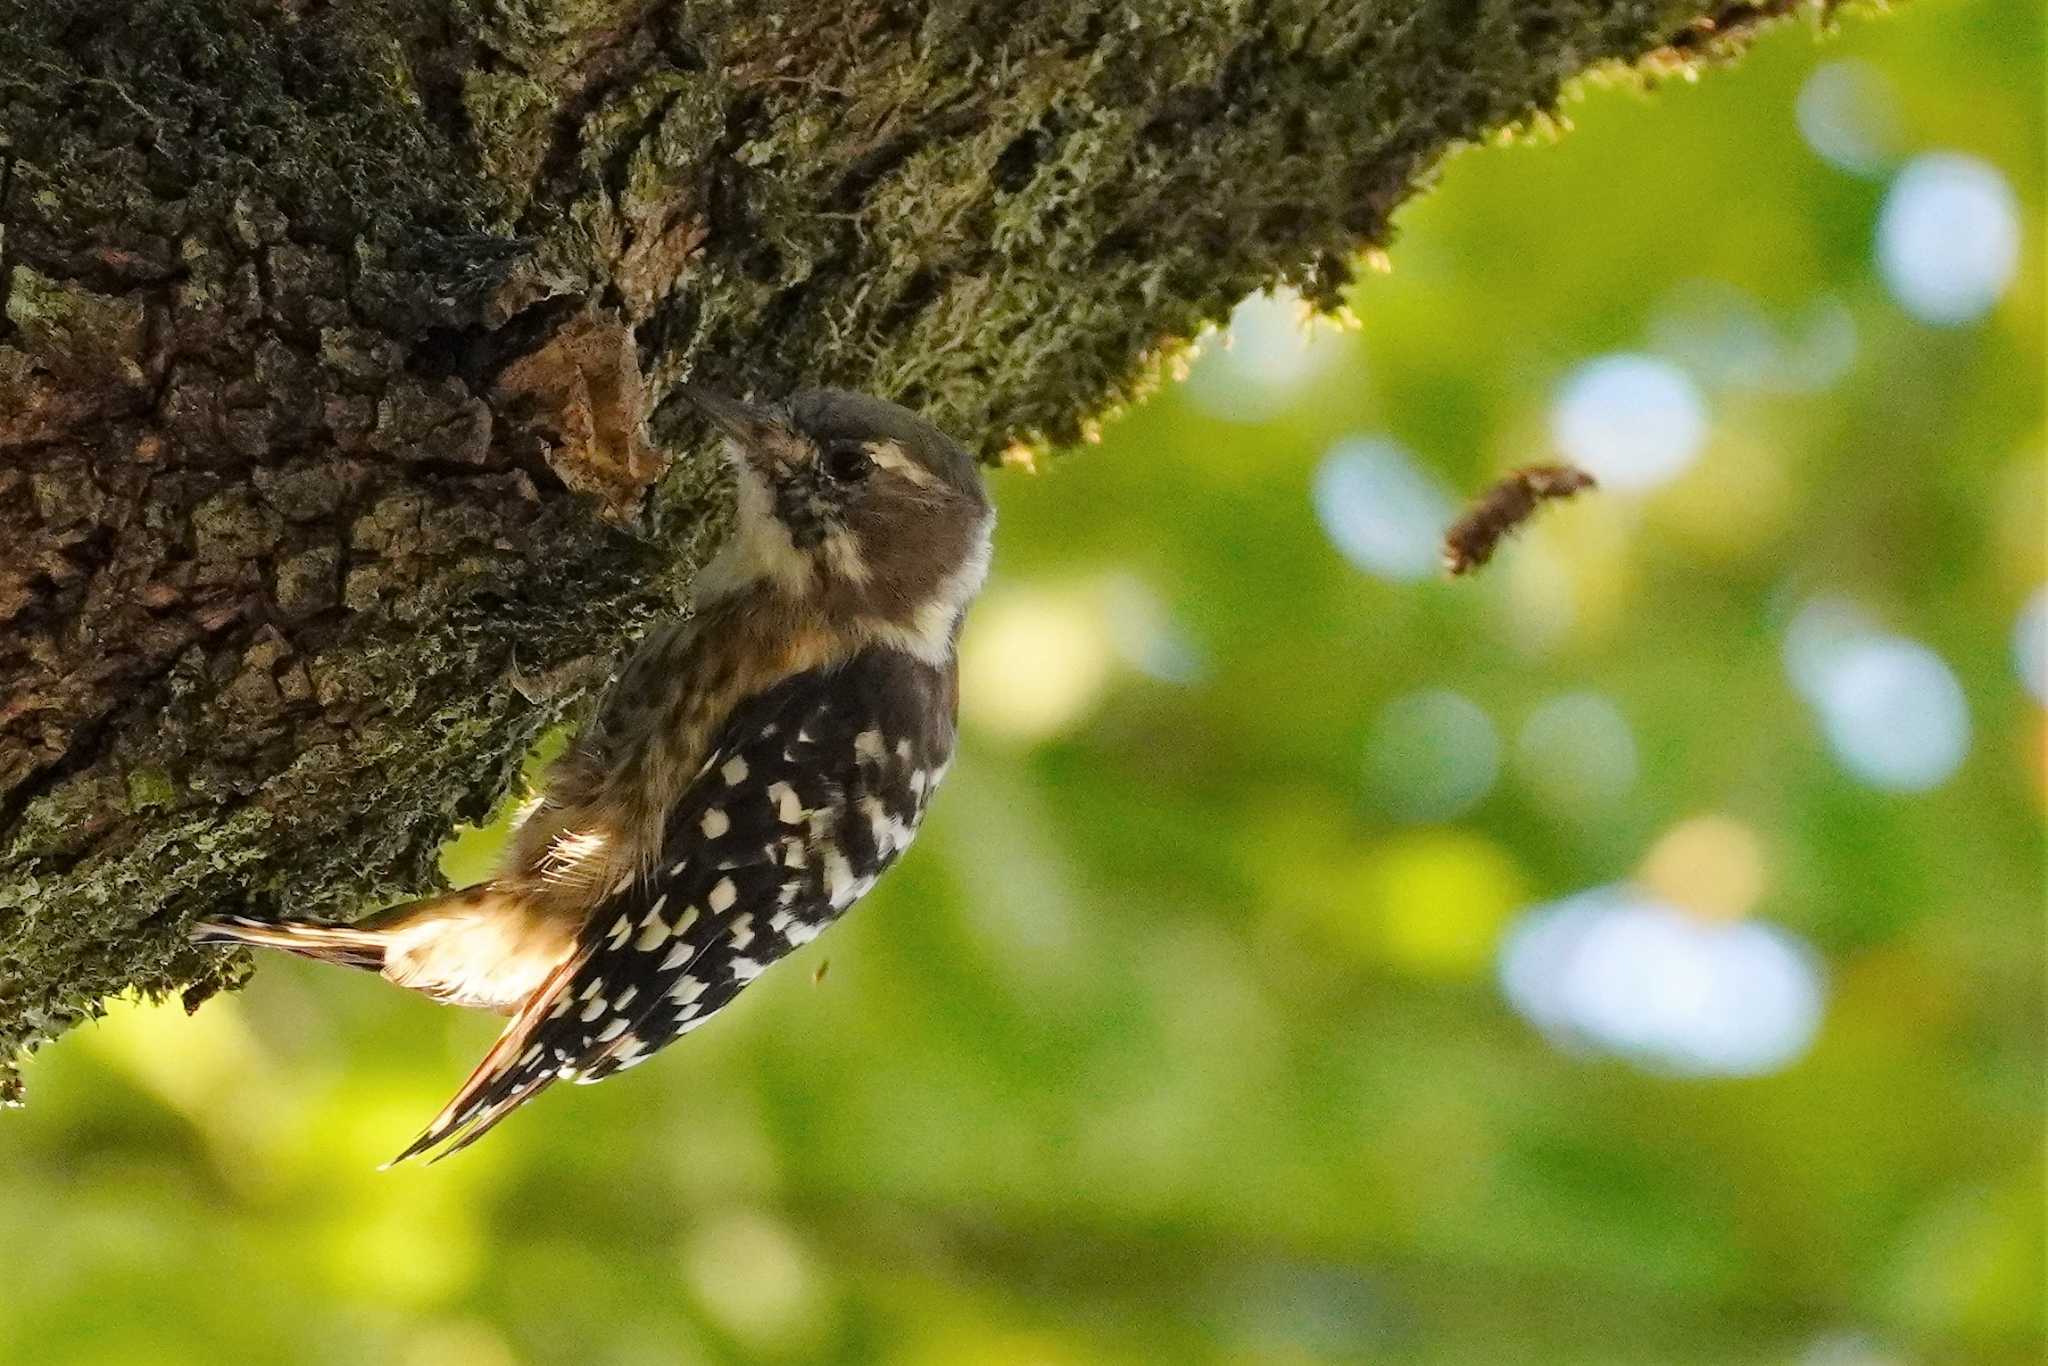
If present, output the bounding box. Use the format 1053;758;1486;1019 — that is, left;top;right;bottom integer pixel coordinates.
1499;887;1825;1077
1876;153;2020;326
1795;60;1901;176
2013;585;2047;704
959;584;1115;742
1782;297;1860;391
1651;280;1858;395
1785;605;1971;792
1366;689;1500;822
1817;638;1971;791
1550;354;1708;491
323;1191;483;1308
1313;436;1456;581
1183;287;1348;422
1362;830;1529;978
1648;281;1779;390
1513;691;1638;812
1103;574;1207;685
1637;814;1767;921
1498;533;1581;656
680;1207;837;1357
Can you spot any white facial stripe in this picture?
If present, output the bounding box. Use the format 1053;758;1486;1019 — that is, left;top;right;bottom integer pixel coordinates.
693;448;811;601
927;508;995;621
866;439;935;487
821;527;871;585
692;426;991;668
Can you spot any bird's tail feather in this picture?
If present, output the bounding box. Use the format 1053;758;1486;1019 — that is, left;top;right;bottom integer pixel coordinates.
189;914;387;971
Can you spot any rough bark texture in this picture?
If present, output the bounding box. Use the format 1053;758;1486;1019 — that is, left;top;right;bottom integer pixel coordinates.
0;0;1800;1096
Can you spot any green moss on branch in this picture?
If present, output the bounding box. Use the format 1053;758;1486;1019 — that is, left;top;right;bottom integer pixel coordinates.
0;0;1815;1096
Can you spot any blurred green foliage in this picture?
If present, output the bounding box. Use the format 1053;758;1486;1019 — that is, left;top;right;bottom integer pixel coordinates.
3;3;2040;1363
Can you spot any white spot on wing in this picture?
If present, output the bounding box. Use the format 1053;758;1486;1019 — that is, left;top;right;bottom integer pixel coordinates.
824;850;856;907
859;795;893;854
701;807;730;838
708;877;737;912
721;756;749;785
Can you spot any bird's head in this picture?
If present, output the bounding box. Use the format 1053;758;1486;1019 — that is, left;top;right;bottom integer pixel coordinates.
679;385;993;658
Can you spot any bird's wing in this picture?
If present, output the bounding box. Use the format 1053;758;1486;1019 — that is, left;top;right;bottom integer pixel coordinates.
388;648;954;1164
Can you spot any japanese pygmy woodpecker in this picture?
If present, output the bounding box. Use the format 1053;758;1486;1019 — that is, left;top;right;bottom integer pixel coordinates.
193;387;993;1163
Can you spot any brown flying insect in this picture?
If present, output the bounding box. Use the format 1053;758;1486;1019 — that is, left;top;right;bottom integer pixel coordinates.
1442;464;1597;577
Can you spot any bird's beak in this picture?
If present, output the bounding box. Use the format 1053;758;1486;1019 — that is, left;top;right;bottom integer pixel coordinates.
673;384;794;477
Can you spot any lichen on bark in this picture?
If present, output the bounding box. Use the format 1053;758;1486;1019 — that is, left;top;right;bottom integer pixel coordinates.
0;0;1806;1097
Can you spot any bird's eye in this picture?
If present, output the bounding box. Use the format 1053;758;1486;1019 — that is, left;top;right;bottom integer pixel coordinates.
822;443;873;483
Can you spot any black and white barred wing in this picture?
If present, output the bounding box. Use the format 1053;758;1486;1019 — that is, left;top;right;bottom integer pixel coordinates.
390;649;955;1164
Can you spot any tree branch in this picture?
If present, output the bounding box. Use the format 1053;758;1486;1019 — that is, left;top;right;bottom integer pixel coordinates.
0;0;1812;1097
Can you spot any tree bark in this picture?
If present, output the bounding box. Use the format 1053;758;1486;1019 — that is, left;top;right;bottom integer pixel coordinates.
0;0;1801;1096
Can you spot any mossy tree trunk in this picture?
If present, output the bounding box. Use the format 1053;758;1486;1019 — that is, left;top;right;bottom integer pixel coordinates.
0;0;1798;1095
